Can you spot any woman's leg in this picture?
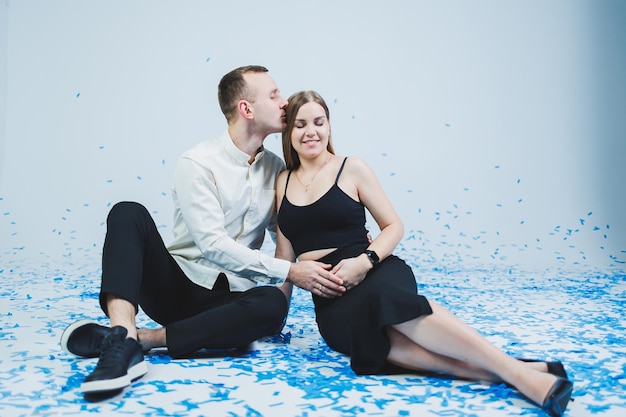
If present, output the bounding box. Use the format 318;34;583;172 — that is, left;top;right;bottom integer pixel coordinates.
390;301;559;407
386;327;499;381
387;328;550;379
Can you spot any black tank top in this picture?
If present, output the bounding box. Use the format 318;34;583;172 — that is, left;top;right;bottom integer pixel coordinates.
278;157;369;257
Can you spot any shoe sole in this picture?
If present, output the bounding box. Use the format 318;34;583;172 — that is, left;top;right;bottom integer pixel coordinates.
60;319;99;356
80;361;148;393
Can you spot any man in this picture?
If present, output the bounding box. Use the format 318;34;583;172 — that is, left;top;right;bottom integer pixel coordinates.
60;65;345;395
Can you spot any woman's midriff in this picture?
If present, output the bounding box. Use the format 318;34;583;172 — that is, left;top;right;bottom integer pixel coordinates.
297;247;338;262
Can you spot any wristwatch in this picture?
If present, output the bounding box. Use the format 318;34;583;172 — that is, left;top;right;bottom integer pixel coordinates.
365;250;380;266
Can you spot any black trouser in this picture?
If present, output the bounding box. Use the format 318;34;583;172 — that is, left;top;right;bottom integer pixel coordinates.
99;201;288;357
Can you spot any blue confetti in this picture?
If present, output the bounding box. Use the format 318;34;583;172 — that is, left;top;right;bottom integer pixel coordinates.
0;169;624;416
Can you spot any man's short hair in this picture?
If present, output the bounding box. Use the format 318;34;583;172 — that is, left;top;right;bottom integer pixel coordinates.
218;65;269;122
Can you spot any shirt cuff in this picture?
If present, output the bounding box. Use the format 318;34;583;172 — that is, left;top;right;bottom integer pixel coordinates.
269;257;291;285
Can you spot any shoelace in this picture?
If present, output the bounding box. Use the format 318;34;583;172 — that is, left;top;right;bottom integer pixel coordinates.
96;337;128;368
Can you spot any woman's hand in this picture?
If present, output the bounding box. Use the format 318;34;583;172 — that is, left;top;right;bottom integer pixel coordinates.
287;260;346;298
331;254;372;290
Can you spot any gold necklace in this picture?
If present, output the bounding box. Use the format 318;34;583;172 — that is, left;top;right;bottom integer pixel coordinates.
295;154;333;192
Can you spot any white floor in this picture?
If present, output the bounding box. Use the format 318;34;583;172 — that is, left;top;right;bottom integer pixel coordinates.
0;251;624;417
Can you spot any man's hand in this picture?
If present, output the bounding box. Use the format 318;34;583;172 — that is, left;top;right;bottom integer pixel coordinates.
288;261;345;298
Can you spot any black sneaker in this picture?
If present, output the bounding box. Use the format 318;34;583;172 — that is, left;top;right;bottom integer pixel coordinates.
80;326;148;393
61;320;111;358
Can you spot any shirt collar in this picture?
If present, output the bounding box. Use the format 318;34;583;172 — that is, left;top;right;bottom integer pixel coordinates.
219;131;265;165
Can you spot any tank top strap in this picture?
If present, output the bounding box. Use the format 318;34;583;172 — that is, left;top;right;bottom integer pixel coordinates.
285;170;292;193
335;157;349;184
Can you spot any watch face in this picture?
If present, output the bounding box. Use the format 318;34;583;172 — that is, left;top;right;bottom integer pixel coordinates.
366;250;379;265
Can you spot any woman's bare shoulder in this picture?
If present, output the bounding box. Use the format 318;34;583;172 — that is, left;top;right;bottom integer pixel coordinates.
343;156;375;176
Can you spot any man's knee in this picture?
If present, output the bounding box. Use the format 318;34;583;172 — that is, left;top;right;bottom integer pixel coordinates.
109;201;147;217
107;201;150;226
252;287;289;324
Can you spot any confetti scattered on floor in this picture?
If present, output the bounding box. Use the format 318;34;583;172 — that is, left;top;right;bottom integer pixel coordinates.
0;249;624;417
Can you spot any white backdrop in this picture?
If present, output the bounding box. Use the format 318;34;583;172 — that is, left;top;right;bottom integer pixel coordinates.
1;0;625;269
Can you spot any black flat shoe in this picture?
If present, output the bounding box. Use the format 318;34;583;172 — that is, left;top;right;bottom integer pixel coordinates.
542;377;573;417
518;358;568;379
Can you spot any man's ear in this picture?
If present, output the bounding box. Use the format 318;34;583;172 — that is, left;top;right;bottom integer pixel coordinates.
237;100;254;120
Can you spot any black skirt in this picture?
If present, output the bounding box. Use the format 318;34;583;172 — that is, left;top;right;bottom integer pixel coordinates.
313;245;433;375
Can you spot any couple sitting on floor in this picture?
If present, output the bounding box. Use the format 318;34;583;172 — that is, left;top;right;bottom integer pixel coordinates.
60;66;573;417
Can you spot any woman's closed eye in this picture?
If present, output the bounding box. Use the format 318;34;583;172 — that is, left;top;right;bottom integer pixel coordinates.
295;118;326;129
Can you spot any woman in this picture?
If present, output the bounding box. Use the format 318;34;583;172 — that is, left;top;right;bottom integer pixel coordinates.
274;90;573;416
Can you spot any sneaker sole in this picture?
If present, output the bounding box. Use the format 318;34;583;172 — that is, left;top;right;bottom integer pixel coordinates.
60;319;98;356
128;360;148;381
80;373;131;393
79;361;148;393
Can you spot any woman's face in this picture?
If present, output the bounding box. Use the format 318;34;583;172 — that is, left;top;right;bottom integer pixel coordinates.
290;101;330;159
